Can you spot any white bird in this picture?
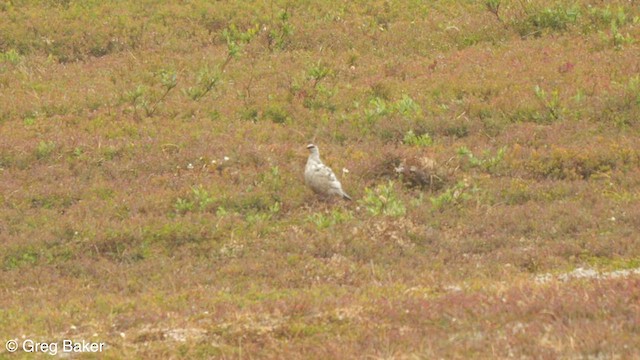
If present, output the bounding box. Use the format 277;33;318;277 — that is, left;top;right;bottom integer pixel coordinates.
305;144;352;201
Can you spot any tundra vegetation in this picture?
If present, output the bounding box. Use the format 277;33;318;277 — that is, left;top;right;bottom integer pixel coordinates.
1;0;640;358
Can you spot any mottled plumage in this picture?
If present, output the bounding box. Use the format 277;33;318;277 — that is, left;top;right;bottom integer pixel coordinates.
304;144;351;201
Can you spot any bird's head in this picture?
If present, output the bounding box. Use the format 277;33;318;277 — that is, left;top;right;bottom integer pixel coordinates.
306;144;320;157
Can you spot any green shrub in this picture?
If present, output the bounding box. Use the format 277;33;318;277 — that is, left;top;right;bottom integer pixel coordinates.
184;66;221;101
175;185;214;214
403;130;432;147
457;146;506;173
268;9;294;51
307;209;353;229
534;85;564;122
265;105;291;124
430;181;474;210
359;181;406;217
515;5;580;37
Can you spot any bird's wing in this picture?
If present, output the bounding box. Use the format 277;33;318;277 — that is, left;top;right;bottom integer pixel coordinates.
307;162;344;192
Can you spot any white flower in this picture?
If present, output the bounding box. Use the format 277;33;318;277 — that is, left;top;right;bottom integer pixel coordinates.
342;168;350;174
187;163;194;169
223;156;230;161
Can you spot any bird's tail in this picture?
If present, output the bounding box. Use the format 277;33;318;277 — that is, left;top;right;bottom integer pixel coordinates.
342;192;352;201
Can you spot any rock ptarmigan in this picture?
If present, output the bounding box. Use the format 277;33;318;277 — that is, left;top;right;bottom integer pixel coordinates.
304;144;352;201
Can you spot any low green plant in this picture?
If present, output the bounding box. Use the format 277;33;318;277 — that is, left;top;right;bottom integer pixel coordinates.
3;246;40;270
365;97;390;124
124;85;146;117
515;5;580;37
626;76;640;106
36;141;56;159
303;84;338;111
184;66;221;101
246;201;281;224
307;62;332;88
240;107;259;122
150;70;177;115
534;85;564;122
485;0;501;21
268;9;294;51
359;181;406;217
364;94;422;124
265;105;291;124
175;185;214;214
430;180;474;210
23;116;36;126
610;21;634;49
573;89;586;104
222;23;259;68
403;130;433;147
589;5;631;29
125;69;177;118
259;166;283;191
192;185;214;211
457;146;506;172
174;198;194;214
394;94;421;117
307;209;353;229
0;49;22;65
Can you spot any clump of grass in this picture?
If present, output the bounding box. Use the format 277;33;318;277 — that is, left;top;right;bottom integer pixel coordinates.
359;181;406;217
